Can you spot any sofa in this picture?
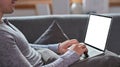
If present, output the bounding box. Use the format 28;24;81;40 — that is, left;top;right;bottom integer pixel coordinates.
6;13;120;55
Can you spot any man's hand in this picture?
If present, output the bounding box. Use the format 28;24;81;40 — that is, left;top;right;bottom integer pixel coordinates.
58;39;79;54
68;43;88;55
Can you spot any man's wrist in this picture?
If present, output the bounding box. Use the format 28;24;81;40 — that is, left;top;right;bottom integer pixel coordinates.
60;50;80;66
58;43;62;54
48;44;59;53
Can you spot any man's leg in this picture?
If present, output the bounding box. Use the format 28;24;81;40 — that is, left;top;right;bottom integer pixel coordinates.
70;51;120;67
37;48;59;64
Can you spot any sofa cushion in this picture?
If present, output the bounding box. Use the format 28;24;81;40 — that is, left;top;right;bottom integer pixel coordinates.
34;20;69;44
70;50;120;67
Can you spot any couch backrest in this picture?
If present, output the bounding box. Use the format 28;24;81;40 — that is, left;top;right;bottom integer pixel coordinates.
6;15;89;43
5;14;120;55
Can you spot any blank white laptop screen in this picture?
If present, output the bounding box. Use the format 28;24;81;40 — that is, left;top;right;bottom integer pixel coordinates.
85;15;112;50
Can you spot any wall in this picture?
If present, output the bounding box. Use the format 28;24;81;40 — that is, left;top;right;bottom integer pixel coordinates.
110;7;120;13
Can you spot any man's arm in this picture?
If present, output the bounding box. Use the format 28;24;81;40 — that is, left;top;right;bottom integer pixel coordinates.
0;32;80;67
30;39;81;54
42;43;87;67
30;43;59;53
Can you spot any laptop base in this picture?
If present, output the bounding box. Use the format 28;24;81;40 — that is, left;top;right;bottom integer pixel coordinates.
80;45;104;60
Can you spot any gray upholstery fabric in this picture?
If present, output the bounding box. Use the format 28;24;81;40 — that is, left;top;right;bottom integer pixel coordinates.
34;20;68;44
6;14;120;55
70;50;120;67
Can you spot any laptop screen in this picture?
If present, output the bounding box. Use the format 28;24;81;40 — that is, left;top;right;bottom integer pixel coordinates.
85;14;112;51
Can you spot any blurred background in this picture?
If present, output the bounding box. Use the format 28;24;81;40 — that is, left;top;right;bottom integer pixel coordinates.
4;0;120;17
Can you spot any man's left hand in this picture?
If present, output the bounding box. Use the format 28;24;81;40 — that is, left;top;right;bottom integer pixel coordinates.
58;39;79;54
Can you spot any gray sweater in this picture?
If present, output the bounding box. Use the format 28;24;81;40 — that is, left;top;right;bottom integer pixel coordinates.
0;20;80;67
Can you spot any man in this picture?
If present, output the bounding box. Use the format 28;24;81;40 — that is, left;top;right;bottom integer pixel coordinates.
0;0;88;67
0;0;120;67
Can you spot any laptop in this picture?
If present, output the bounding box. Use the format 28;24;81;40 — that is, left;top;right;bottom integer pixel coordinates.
81;14;112;59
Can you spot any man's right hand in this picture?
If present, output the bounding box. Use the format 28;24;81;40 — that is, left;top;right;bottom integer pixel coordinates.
68;43;88;56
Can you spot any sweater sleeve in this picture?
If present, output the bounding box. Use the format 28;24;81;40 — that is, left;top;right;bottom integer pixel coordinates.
30;43;59;53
